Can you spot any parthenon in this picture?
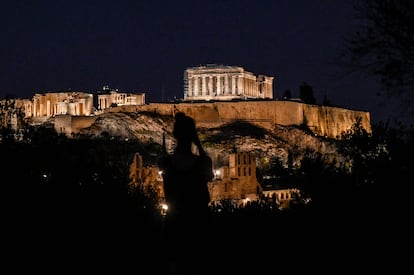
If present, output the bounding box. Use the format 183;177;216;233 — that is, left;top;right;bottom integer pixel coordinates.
184;64;274;101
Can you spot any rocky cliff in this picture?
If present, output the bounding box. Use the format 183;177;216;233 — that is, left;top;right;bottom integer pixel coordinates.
76;110;346;171
109;100;371;139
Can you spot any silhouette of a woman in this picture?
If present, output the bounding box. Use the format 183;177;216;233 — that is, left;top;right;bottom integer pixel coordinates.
158;112;214;274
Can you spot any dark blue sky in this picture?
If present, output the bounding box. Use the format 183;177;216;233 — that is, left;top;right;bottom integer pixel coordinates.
1;0;393;123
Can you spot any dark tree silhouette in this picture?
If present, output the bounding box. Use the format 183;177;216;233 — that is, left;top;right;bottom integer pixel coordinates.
299;82;316;104
340;0;414;112
282;89;292;100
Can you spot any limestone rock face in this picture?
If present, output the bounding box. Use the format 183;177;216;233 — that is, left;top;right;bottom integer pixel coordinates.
78;112;173;144
112;100;371;139
77;111;346;170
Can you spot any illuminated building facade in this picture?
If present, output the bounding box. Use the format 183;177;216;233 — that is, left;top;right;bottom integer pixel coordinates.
208;152;263;204
97;85;146;111
23;91;94;118
183;64;274;101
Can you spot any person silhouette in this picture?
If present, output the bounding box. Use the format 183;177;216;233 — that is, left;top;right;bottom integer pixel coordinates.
158;112;214;275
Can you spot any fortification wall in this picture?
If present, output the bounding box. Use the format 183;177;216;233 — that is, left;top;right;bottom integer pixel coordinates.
55;115;97;136
105;100;371;139
71;116;97;133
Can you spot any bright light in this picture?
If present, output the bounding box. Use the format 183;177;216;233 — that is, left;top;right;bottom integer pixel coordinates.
214;170;220;177
160;203;168;216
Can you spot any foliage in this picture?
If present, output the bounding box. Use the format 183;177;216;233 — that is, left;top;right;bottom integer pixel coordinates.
1;125;162;242
337;117;385;183
282;89;292;100
299;82;316;104
3;113;413;254
340;0;414;114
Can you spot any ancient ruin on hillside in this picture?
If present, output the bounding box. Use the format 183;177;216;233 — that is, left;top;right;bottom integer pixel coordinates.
184;64;273;101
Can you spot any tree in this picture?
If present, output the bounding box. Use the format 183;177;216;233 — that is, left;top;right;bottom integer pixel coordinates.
282;89;292;100
340;0;414;113
299;82;316;104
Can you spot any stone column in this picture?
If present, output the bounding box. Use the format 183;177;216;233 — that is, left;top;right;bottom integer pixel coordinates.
216;75;221;95
196;76;201;96
253;79;257;97
208;76;211;96
188;77;193;97
205;76;209;96
202;75;207;96
231;76;236;95
36;98;39;117
224;74;229;95
46;100;50;116
238;75;243;96
206;75;213;96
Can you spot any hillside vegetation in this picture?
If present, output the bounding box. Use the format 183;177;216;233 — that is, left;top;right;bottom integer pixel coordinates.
1;110;412;271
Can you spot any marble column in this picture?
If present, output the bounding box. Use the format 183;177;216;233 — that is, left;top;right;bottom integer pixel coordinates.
238;76;243;96
196;77;201;96
216;75;221;95
208;76;213;96
224;75;229;95
188;77;193;97
231;76;236;95
202;75;207;96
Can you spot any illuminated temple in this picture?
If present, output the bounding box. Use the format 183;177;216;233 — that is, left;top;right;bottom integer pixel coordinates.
183;64;274;101
27;91;94;117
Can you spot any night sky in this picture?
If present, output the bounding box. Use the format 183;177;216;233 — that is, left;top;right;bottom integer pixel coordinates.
1;0;395;123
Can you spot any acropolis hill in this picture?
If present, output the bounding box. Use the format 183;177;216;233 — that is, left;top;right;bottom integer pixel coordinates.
0;65;373;208
2;64;371;138
58;64;372;138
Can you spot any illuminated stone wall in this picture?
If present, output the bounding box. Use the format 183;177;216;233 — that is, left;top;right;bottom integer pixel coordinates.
129;152;165;200
208;152;262;203
114;100;372;139
54;115;97;136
